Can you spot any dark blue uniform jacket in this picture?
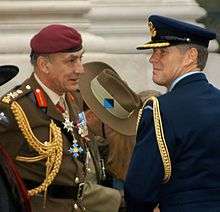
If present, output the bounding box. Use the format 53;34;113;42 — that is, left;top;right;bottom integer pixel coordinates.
125;73;220;212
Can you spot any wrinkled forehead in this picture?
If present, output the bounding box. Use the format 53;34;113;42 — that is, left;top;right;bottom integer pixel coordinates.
51;48;85;60
152;46;174;53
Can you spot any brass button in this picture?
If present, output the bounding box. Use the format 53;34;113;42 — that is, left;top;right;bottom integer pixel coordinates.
75;177;79;184
26;85;31;90
16;89;23;94
74;203;78;210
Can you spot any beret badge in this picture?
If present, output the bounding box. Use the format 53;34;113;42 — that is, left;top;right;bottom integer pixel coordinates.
148;21;157;37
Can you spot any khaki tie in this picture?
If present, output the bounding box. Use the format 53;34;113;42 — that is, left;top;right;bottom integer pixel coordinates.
56;97;67;114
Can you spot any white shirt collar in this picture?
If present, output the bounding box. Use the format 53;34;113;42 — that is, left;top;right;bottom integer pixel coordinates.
34;73;65;105
168;71;203;92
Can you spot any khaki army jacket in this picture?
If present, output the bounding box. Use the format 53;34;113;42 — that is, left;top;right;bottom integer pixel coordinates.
0;74;103;209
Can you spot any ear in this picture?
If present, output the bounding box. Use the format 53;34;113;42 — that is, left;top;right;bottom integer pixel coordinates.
183;47;198;66
36;56;50;74
188;47;198;61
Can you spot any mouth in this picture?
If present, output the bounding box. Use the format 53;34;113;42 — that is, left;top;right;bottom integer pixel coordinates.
153;67;160;74
70;78;79;82
153;67;160;70
69;79;79;85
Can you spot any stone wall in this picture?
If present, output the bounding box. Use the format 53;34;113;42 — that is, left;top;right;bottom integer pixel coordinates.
0;0;219;96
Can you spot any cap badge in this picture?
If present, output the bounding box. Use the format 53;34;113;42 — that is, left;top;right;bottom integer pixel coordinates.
148;21;157;37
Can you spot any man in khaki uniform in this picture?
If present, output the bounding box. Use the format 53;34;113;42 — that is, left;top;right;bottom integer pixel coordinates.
0;25;121;212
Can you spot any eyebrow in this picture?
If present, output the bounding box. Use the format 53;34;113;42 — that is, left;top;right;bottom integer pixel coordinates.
68;50;85;59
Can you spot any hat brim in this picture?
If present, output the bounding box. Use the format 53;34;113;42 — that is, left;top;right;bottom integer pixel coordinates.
79;61;139;136
136;40;170;50
0;65;19;86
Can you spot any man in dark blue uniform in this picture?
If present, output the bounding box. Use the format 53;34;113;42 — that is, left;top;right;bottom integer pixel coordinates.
124;15;219;212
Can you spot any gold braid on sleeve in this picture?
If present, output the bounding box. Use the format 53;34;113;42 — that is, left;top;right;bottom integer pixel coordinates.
10;101;63;199
136;96;172;183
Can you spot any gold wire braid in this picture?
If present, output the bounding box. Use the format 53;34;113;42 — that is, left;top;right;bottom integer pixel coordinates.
137;42;170;49
10;101;63;201
136;96;171;183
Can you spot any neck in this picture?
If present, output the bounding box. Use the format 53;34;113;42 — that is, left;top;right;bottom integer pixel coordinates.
167;70;202;91
35;72;64;96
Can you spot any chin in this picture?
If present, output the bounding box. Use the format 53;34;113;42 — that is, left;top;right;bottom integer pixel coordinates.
153;78;163;86
69;84;79;91
152;76;158;84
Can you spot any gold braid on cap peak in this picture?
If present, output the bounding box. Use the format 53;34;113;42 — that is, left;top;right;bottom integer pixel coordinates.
137;42;170;49
10;101;63;202
136;96;171;183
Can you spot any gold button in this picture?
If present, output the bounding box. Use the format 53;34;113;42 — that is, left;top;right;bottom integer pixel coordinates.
74;203;78;210
26;85;31;90
75;177;79;184
16;89;23;94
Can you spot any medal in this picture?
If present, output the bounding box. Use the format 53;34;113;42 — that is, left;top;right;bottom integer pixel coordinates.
63;111;89;159
68;142;84;158
77;112;88;137
62;116;84;159
63;117;74;132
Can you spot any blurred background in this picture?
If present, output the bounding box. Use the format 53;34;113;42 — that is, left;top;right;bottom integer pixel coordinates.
197;0;220;52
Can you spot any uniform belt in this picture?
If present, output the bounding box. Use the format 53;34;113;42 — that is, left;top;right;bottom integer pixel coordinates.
24;179;85;200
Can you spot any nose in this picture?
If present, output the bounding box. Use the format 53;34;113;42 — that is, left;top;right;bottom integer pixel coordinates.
149;52;156;64
74;59;85;74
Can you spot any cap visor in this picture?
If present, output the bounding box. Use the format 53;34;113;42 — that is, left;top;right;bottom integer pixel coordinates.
137;41;170;50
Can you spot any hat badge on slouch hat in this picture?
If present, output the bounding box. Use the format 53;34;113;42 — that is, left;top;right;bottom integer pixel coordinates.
137;14;216;50
79;61;142;136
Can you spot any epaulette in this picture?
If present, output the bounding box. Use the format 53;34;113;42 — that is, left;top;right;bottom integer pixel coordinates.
1;84;32;104
136;97;153;130
144;101;153;111
136;96;172;183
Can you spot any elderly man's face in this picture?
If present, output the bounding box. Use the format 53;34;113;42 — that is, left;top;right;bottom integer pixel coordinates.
45;49;85;95
149;46;186;89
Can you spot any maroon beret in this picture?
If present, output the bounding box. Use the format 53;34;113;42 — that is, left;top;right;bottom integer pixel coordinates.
30;24;82;54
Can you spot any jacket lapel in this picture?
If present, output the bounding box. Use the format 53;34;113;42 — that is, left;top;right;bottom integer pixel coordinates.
66;92;79;124
46;98;64;122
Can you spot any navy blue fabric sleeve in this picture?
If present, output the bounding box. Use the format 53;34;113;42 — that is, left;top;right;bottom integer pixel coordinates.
125;107;164;212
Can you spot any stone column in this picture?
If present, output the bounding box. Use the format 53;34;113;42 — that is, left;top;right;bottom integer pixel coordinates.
0;0;99;94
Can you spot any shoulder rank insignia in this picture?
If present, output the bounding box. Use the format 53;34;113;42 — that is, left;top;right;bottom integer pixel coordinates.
2;89;24;104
